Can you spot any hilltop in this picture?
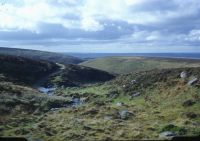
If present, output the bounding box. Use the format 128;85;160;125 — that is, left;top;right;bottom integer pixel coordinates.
0;47;83;64
80;56;200;74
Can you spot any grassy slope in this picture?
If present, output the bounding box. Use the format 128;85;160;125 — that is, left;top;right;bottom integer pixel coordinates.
80;56;200;74
0;47;83;64
46;64;115;87
0;55;59;85
1;67;200;140
0;55;72;116
0;82;71;115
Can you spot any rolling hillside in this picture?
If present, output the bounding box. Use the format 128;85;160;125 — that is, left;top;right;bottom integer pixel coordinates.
1;67;199;140
1;54;200;140
0;47;83;64
80;57;200;74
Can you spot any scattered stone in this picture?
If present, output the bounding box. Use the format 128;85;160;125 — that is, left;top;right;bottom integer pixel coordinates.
159;131;176;138
116;102;124;106
104;115;113;120
131;79;137;84
186;112;197;119
180;71;187;79
106;93;118;99
122;85;126;88
182;100;196;107
130;92;141;99
80;97;87;103
132;92;140;97
187;77;198;86
161;124;187;135
50;108;60;111
118;110;132;120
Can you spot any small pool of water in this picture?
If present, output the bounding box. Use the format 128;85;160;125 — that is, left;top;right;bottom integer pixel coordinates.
38;87;56;96
71;98;84;107
37;87;84;110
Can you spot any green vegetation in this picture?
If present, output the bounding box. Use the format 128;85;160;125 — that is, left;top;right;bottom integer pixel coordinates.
80;56;200;74
0;81;71;115
1;54;200;140
0;47;83;64
45;64;115;87
0;55;59;85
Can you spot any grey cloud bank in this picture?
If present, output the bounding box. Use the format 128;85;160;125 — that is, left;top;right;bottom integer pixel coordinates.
0;0;200;52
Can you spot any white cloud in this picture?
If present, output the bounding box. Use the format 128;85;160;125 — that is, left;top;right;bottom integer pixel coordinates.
0;0;200;53
186;29;200;41
131;31;161;41
1;0;200;32
81;17;104;31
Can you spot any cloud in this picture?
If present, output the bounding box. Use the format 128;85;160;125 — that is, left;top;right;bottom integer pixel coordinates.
186;29;200;41
81;17;104;31
0;0;200;52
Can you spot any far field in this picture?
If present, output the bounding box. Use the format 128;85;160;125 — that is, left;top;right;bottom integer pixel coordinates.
80;57;200;74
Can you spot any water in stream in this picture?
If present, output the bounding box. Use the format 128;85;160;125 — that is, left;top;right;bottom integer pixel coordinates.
38;87;56;96
37;87;84;110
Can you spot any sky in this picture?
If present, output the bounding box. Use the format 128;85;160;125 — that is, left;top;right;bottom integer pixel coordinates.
0;0;200;53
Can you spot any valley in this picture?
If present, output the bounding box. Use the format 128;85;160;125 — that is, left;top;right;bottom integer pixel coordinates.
0;49;200;140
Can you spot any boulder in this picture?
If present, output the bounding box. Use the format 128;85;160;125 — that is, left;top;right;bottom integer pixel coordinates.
180;71;187;79
187;77;198;86
159;131;176;138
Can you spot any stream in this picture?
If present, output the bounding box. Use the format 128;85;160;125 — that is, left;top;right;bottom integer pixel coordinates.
37;87;56;96
33;63;84;108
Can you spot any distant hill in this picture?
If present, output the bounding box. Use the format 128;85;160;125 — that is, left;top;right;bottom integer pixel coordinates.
0;54;115;88
80;56;200;74
0;47;83;64
0;55;59;85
